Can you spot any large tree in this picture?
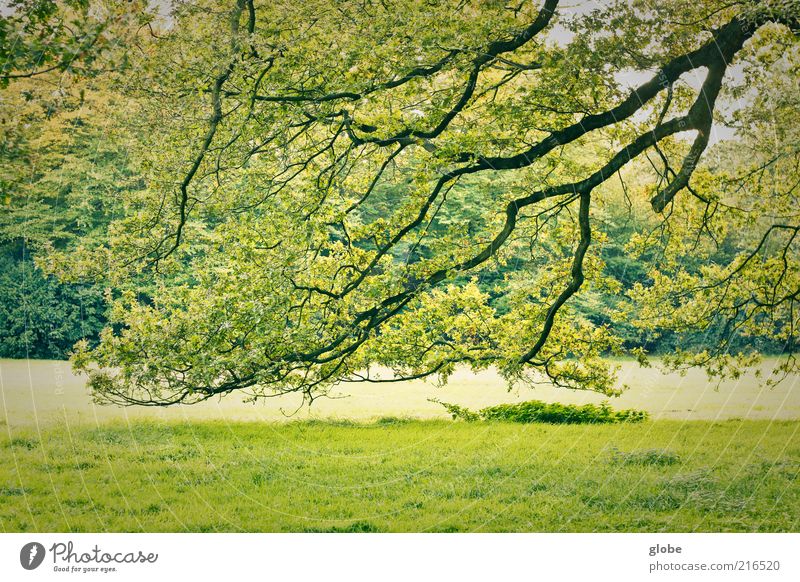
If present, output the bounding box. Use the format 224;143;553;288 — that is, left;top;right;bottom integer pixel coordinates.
55;0;800;405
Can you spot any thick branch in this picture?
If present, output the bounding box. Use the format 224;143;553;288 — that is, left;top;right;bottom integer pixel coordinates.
520;190;591;363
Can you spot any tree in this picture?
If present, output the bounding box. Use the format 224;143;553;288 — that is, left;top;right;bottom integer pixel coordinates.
62;0;800;405
0;0;148;85
0;0;150;358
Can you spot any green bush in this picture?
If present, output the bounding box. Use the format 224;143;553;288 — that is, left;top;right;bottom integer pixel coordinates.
428;398;480;422
0;255;107;359
432;399;648;424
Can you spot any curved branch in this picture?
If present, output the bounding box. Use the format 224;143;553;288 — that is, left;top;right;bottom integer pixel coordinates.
650;52;728;212
151;0;248;264
520;189;591;364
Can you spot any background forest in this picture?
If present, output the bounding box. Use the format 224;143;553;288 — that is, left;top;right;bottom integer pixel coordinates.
0;92;789;359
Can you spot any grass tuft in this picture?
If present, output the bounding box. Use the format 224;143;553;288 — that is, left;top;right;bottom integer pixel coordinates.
611;448;681;466
304;521;380;533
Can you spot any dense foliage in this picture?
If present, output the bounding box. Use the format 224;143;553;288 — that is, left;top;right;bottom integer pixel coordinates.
432;398;649;424
0;246;106;358
2;0;799;406
0;3;144;359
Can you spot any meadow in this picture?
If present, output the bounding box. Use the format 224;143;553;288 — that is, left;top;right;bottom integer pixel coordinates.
2;419;799;532
1;359;799;533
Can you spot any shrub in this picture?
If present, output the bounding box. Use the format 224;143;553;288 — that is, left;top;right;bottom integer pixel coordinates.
431;399;648;424
428;398;480;421
0;255;107;359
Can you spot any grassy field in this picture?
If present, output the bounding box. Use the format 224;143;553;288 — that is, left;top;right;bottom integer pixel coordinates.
2;419;799;532
3;359;799;532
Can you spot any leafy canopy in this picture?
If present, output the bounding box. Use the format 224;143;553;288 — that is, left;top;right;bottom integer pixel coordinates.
8;0;799;406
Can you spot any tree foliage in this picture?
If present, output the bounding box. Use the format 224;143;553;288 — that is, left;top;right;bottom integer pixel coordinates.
3;0;800;405
0;249;106;358
0;0;148;358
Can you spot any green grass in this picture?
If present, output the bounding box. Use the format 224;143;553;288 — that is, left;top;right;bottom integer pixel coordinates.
1;419;799;532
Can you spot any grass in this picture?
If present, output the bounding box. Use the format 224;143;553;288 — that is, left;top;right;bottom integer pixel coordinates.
2;419;799;532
